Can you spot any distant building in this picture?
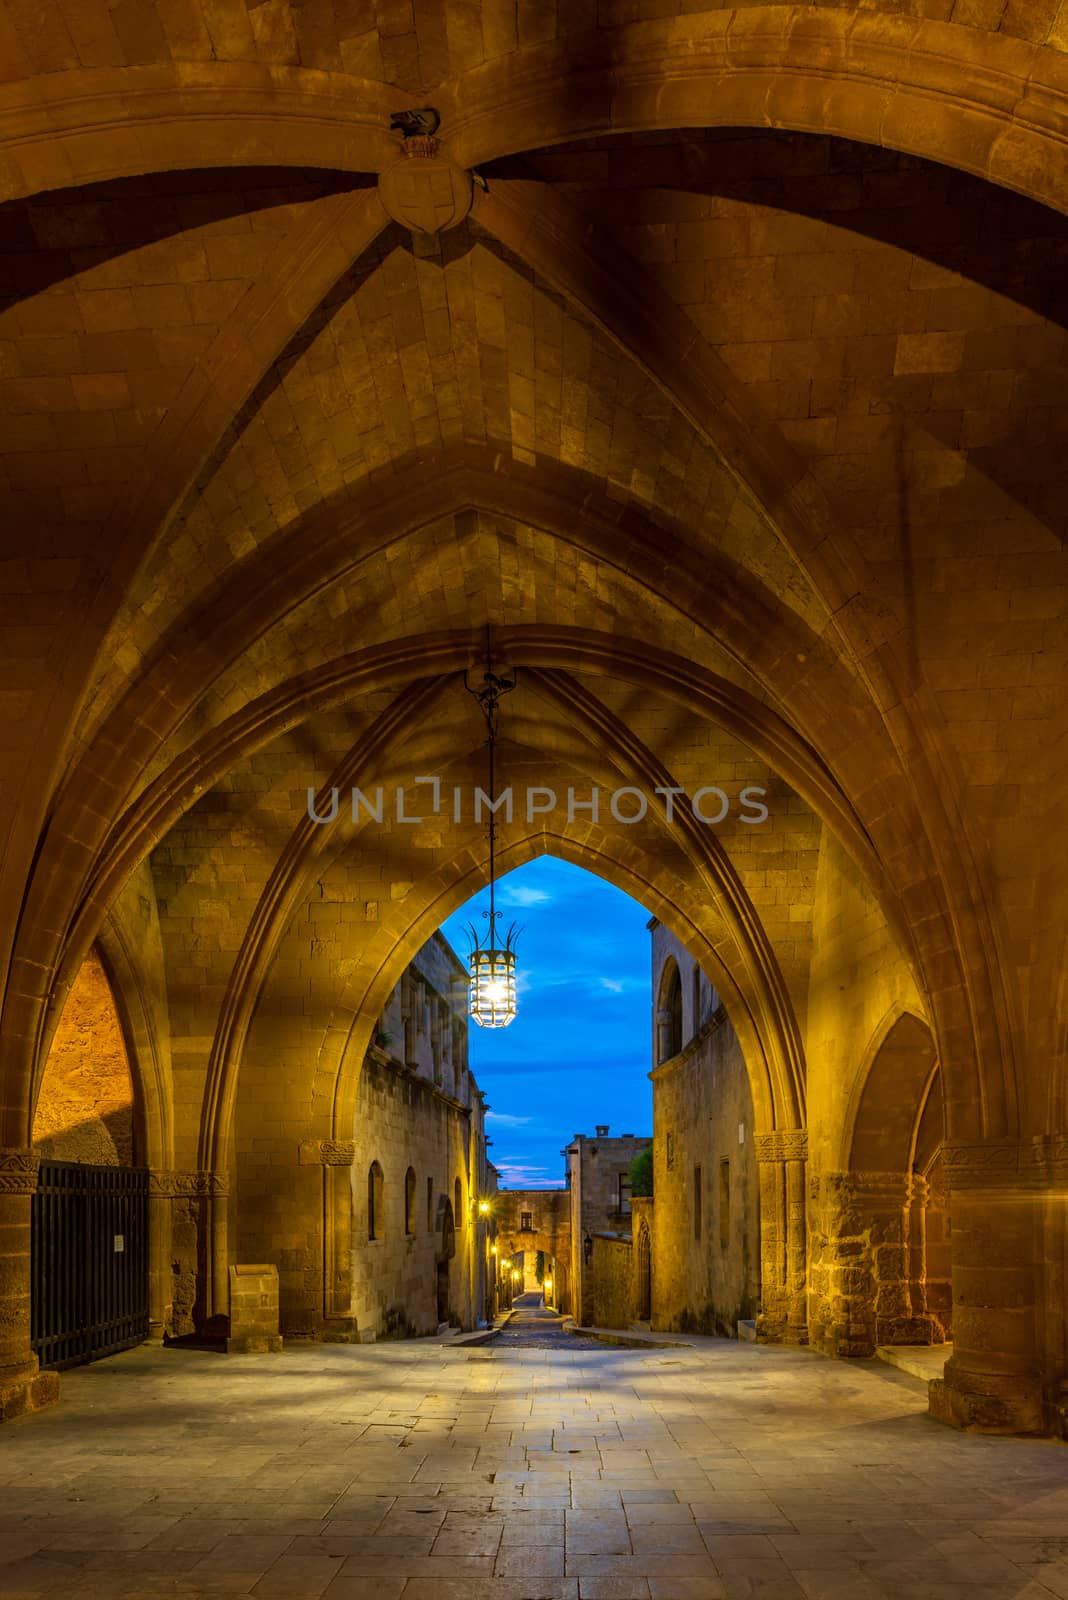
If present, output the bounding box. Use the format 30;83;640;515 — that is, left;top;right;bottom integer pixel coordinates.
562;1128;651;1327
647;919;760;1336
350;931;491;1338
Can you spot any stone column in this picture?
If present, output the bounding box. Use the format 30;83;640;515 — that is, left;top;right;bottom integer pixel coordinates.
299;1138;358;1341
0;1149;59;1420
806;1169;943;1356
929;1140;1045;1435
754;1129;808;1344
146;1172;174;1342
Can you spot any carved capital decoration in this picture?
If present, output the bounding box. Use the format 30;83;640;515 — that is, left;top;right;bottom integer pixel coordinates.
755;1129;808;1163
942;1137;1068;1191
0;1148;40;1193
299;1140;356;1168
148;1170;230;1197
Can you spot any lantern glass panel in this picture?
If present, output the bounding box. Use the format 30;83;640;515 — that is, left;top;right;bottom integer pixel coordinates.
468;947;517;1028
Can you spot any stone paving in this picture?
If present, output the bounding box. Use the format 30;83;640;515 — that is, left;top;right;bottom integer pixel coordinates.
1;1332;1067;1600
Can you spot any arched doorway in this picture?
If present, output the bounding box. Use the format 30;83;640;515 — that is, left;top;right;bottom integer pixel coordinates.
30;949;150;1370
436;1196;456;1326
809;1010;948;1357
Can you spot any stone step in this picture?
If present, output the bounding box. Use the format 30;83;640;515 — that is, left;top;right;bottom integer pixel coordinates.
876;1343;952;1382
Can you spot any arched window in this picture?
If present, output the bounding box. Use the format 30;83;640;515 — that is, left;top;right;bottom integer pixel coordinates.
656;960;683;1063
426;1175;434;1230
405;1167;416;1235
691;963;702;1040
368;1161;384;1241
454;1176;463;1228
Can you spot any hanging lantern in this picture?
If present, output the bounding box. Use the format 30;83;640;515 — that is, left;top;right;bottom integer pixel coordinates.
468;935;519;1029
464;639;521;1029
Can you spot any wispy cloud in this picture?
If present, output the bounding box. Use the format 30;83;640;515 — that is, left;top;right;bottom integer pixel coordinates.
494;1160;566;1188
500;885;553;908
485;1111;532;1127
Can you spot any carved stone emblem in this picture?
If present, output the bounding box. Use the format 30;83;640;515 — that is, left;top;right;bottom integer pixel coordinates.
378;138;473;236
755;1129;809;1163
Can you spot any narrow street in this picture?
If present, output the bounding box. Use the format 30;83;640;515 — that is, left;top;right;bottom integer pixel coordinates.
492;1292;624;1351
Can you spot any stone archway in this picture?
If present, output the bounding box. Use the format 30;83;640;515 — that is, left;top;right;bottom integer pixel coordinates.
809;1010;946;1357
3;18;1066;217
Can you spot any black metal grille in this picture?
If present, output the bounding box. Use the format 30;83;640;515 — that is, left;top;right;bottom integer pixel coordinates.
31;1161;149;1371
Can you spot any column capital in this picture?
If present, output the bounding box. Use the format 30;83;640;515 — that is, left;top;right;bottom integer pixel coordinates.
943;1137;1068;1191
754;1128;808;1163
0;1148;40;1193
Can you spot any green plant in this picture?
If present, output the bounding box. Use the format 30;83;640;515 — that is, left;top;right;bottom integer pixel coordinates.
629;1148;653;1197
374;1029;393;1048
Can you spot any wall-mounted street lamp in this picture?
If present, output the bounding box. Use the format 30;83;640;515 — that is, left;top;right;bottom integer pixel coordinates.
583;1232;593;1265
478;1199;491;1215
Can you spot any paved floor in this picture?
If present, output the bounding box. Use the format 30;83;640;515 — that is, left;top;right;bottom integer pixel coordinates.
2;1329;1067;1600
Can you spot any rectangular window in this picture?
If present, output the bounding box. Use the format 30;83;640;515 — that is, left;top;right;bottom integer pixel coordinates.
427;1176;434;1231
719;1159;730;1248
618;1175;632;1215
693;1164;702;1240
521;1211;533;1231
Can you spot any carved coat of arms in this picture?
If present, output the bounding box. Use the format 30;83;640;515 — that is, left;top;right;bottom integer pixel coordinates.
378;139;473;236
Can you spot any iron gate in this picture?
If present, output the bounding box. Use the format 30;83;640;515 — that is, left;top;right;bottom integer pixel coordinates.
31;1160;149;1371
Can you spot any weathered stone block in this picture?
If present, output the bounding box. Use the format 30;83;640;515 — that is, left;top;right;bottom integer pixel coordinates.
226;1265;283;1354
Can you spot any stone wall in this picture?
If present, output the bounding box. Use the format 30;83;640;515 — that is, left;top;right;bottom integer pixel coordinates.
564;1129;652;1326
649;925;760;1337
377;931;470;1098
32;950;135;1166
351;1051;480;1338
588;1235;633;1330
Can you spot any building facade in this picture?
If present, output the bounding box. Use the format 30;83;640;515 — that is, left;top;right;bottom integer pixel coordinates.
648;921;761;1337
563;1128;652;1328
350;932;491;1339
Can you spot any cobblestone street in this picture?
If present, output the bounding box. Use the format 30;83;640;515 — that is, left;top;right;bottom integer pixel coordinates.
491;1293;637;1351
2;1333;1067;1600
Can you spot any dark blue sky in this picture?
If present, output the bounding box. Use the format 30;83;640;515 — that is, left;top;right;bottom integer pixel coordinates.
439;857;654;1190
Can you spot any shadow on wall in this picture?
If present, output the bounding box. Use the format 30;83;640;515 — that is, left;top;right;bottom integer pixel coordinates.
0;169;373;307
32;949;136;1165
